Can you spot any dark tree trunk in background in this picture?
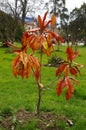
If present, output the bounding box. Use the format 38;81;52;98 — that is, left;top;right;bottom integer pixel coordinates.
20;0;27;25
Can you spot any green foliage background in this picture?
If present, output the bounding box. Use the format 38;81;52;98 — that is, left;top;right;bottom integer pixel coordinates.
0;10;24;43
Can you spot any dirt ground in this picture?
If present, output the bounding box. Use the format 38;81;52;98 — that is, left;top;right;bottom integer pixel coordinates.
0;109;73;130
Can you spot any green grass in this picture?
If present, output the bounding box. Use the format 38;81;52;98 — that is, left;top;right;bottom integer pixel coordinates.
0;45;86;130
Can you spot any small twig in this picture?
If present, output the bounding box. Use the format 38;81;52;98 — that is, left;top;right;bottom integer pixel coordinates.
63;116;74;126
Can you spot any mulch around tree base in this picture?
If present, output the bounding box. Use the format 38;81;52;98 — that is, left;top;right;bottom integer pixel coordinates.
0;109;73;130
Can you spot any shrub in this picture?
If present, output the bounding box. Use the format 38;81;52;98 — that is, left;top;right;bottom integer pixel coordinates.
48;54;64;67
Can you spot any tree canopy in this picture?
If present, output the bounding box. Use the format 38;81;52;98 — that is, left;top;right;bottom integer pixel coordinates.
0;10;24;44
69;3;86;44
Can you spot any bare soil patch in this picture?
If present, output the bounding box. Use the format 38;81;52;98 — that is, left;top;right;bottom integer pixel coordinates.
0;109;73;130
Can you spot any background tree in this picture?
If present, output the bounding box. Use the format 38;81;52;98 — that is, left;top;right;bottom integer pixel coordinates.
69;3;86;45
44;0;66;25
0;0;28;25
0;0;25;44
59;7;69;43
0;10;24;44
0;0;42;25
50;0;65;16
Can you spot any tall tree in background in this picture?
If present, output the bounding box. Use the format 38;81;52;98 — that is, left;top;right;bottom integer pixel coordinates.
60;7;69;43
69;3;86;45
0;0;25;42
20;0;27;24
0;0;28;24
45;0;67;28
51;0;65;16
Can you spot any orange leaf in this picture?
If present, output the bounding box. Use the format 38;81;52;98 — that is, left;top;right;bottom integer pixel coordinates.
30;38;39;51
12;52;30;78
30;35;44;51
22;32;36;51
28;55;40;80
38;15;43;30
12;52;40;80
12;55;21;77
20;52;28;67
22;32;29;48
27;34;36;44
64;65;69;76
50;32;65;43
46;33;53;46
51;14;56;28
43;11;48;24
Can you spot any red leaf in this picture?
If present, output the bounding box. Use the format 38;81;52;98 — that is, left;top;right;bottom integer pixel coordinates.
66;46;73;61
46;33;53;47
66;46;79;61
56;76;77;100
74;66;81;75
56;63;67;77
65;76;74;100
56;78;66;96
69;67;77;76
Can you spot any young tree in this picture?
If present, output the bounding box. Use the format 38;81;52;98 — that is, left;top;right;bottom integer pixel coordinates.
6;12;82;115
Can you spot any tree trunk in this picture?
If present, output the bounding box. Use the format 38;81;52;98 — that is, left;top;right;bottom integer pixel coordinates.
21;0;27;25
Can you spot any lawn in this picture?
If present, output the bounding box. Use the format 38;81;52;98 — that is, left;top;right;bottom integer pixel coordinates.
0;45;86;130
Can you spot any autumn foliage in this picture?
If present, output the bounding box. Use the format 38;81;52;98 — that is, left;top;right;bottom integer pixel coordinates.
56;46;81;100
6;12;82;114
